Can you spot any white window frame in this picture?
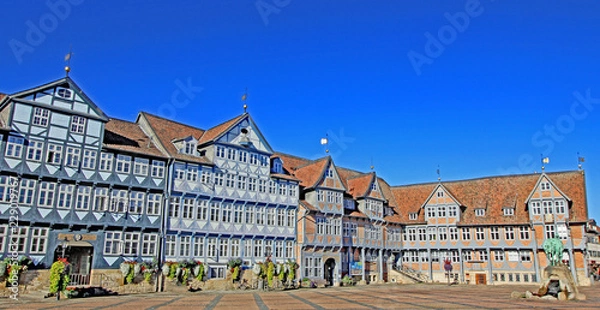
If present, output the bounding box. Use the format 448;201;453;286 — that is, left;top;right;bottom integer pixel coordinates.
38;181;56;207
115;154;131;173
82;149;97;169
99;152;114;171
70;115;86;134
104;232;123;255
65;146;81;167
134;158;149;176
141;233;158;256
123;232;140;256
147;193;162;215
6;136;25;158
32;107;50;126
93;187;109;211
29;227;49;254
75;186;92;210
151;160;165;178
26;140;44;162
57;184;74;209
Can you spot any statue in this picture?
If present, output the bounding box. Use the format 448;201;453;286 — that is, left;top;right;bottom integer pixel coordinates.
542;238;564;266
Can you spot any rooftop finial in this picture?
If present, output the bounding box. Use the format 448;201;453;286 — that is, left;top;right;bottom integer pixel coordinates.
320;133;329;154
437;165;441;182
541;155;550;172
241;87;248;113
64;45;73;77
578;152;585;171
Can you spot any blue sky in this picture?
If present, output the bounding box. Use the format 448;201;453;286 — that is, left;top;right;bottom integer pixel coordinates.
2;0;599;220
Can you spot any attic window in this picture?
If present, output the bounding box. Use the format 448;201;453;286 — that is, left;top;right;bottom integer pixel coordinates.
437;191;444;197
371;182;378;191
540;182;551;191
409;213;418;221
182;141;196;155
475;208;486;217
325;168;334;178
56;88;73;99
503;208;515;216
241;128;248;134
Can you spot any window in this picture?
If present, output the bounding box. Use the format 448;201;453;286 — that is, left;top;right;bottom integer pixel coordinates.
169;197;181;218
427;207;435;219
82;149;97;169
303;257;323;278
462;227;471;241
409;213;418;221
494;250;504;261
238;151;247;163
187;165;198;182
438;206;446;217
325;168;334;178
123;232;140;256
200;170;211;184
490;227;499;240
57;184;74;209
505;226;515;240
76;187;91;210
438;227;447;241
277;208;286;226
253;239;263;257
151;160;165;178
11;227;29;253
147;193;162;215
503;208;515;216
287;209;295;227
237;176;246;190
555;200;566;214
174;165;186;180
475;208;485;217
216;146;225;158
65;147;81;167
99;152;113;171
448;205;457;217
196;200;208;221
0;176;16;202
531;202;541;215
0;225;7;253
264;240;273;256
557;224;568;240
29;228;49;254
437;191;444;197
543;201;552;214
317;190;324;202
134;158;149;176
38;181;56;207
222;203;232;222
279;183;287;196
165;235;176;257
227;148;236;160
70;115;86;134
540;182;551;191
17;179;35;205
115;154;131;173
520;251;532;262
475;227;485;240
245;205;254;224
210;266;226;279
519;226;530;240
183;141;196;155
449;227;459;240
194;237;204;257
129;191;145;214
214;172;224;186
57;87;73;99
104;232;122;255
289;184;297;197
93;187;109;211
266;208;275;226
141;233;158;256
231;239;240;257
269;180;276;194
256;207;265;225
428;227;436;241
545;225;555;239
225;174;235;188
111;189;128;213
257;179;266;192
32;107;49;126
26;140;44;162
286;241;294;259
180;236;191;257
463;250;473;261
6;136;25;158
209;202;219;222
234;204;243;223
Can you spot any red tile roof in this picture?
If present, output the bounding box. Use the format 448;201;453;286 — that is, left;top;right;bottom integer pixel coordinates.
276;152;330;189
270;173;300;182
197;114;246;145
103;118;166;158
139;112;212;165
346;172;375;198
300;200;318;212
391;171;587;225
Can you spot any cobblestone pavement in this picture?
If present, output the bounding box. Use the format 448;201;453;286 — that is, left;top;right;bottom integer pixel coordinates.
2;284;599;309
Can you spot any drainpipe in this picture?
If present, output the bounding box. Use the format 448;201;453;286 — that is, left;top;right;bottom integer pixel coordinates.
157;157;174;292
531;223;541;283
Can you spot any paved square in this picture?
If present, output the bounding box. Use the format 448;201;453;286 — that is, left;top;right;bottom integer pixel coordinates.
3;284;599;309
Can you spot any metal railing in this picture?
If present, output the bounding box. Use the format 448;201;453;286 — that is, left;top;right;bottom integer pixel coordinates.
69;273;91;286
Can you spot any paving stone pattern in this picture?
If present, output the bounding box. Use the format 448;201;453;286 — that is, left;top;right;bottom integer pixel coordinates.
2;284;599;309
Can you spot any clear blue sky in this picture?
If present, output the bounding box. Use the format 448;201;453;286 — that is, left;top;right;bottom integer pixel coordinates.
2;0;599;220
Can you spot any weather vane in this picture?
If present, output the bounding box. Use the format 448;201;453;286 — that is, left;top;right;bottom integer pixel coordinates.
320;133;329;154
541;155;549;172
577;152;585;171
241;88;248;113
64;45;73;76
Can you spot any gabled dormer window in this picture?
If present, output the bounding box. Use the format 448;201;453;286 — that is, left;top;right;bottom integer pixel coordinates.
475;208;486;217
182;141;196;156
503;208;515;216
371;182;378;191
409;213;418;221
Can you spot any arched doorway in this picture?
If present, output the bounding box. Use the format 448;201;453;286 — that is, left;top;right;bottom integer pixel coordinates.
324;258;336;286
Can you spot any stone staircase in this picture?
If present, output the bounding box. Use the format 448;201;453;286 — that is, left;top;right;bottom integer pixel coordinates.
392;264;429;283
